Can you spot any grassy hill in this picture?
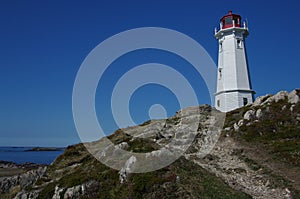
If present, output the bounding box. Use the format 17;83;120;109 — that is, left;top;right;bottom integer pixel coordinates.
1;89;299;199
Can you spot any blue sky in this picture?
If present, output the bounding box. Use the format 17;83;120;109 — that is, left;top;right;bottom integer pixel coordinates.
1;1;299;147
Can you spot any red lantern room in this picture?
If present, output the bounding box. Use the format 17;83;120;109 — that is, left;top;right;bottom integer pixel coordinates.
220;11;241;29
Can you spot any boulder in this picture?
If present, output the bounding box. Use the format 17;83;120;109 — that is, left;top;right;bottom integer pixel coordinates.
52;186;64;199
253;94;272;106
256;109;263;119
63;185;84;199
244;110;255;121
288;90;300;104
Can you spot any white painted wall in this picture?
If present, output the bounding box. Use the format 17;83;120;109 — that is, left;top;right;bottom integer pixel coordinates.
215;27;254;112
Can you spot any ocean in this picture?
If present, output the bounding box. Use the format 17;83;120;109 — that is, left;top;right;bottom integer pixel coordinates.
0;147;65;165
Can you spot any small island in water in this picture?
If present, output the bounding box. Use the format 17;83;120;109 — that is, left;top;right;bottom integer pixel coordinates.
25;147;65;152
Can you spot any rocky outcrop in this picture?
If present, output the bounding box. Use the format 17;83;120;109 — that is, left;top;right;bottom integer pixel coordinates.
288;89;300;104
0;162;46;194
14;190;39;199
252;94;272;106
256;108;263;119
233;89;300;132
51;181;99;199
119;155;137;183
244;110;255;120
254;89;300;107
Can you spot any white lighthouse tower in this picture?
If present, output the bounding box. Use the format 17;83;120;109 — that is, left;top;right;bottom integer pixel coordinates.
215;11;255;112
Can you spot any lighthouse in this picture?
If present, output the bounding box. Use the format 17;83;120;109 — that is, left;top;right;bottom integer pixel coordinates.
214;11;255;112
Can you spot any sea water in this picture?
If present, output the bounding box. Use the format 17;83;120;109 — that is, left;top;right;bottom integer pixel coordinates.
0;147;65;165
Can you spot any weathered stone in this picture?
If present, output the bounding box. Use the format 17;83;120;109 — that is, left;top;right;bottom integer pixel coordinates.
234;123;239;132
266;91;288;104
63;185;84;199
253;94;272;106
115;142;129;150
52;186;64;199
0;166;46;193
119;155;137;184
238;119;244;126
14;190;39;199
244;110;255;120
224;127;231;131
290;105;296;112
256;109;263;119
288;90;300;104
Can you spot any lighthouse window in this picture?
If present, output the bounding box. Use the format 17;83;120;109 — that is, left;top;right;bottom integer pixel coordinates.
225;17;232;25
217;100;220;107
237;39;242;48
233;17;239;26
243;98;248;106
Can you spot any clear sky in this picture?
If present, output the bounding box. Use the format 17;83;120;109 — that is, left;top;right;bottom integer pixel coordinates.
1;1;299;147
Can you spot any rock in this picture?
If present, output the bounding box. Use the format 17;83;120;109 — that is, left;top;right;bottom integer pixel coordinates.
285;188;291;194
0;166;46;193
115;142;129;150
224;127;231;131
52;186;64;199
288;90;300;104
238;119;244;126
51;180;99;199
244;110;255;120
290;105;295;112
246;123;252;126
63;185;84;199
14;192;28;199
257;91;288;106
271;91;289;103
234;123;239;132
13;190;39;199
256;109;263;119
253;94;272;106
265;180;270;187
119;156;137;183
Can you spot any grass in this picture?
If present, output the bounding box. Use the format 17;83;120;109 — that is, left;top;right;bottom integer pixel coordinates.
108;129;132;145
127;138;160;153
37;182;56;199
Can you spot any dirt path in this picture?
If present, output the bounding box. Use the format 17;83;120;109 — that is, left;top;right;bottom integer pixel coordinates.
236;139;300;191
186;136;294;199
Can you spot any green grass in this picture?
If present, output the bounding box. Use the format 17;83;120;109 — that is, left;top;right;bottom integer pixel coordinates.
127;138;160;153
37;182;56;199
